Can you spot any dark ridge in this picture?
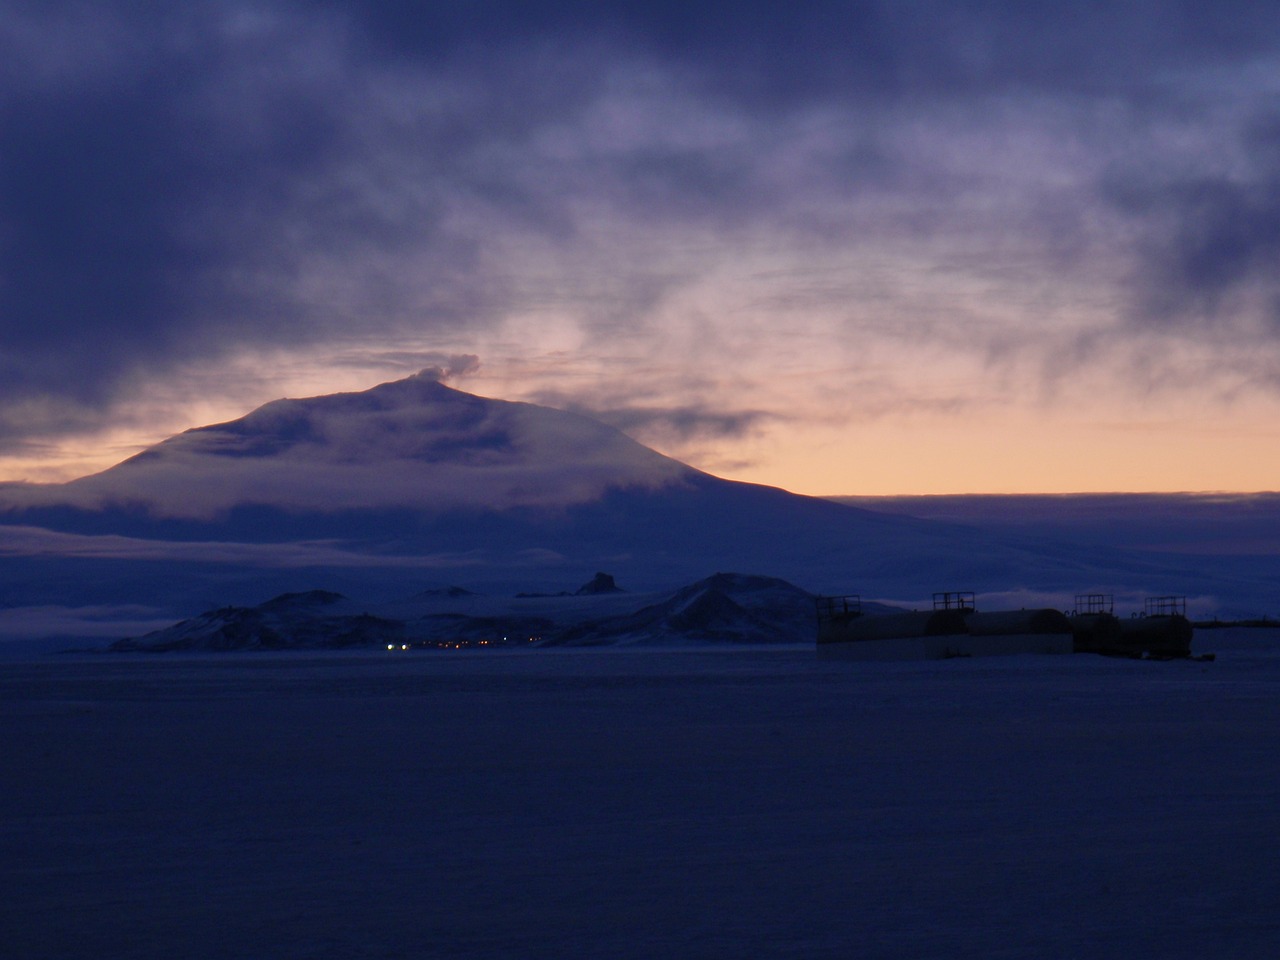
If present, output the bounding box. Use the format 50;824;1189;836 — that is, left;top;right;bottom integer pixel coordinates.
576;572;623;595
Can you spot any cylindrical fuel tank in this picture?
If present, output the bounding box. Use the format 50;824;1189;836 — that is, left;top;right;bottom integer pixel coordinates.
965;609;1073;636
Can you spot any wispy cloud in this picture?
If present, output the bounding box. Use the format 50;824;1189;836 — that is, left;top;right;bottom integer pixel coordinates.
3;2;1280;491
0;523;491;569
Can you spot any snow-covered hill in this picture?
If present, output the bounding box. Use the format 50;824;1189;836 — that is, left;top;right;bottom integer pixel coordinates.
7;372;693;517
111;573;865;651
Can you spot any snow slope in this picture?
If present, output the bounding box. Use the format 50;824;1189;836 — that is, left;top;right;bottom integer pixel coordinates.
3;634;1278;959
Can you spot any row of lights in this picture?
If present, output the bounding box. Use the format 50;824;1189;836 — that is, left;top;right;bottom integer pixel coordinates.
385;636;541;651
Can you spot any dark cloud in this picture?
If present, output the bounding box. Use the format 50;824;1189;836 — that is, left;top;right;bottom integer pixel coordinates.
326;0;1280;103
3;0;1280;453
1;8;339;402
592;404;776;444
1108;115;1280;334
0;3;522;443
1149;180;1280;325
0;68;193;397
527;389;777;446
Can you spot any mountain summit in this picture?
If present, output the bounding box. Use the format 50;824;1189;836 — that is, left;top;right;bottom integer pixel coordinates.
29;373;694;518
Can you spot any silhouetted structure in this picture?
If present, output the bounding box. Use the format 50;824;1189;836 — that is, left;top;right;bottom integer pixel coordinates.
816;591;1072;660
1067;593;1194;658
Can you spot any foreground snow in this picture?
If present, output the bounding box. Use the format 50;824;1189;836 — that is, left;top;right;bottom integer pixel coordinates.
2;630;1277;959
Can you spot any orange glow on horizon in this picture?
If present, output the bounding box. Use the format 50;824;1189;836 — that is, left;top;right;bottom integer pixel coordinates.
2;341;1279;498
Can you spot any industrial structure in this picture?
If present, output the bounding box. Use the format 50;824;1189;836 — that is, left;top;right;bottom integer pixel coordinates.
1067;594;1194;659
817;591;1195;660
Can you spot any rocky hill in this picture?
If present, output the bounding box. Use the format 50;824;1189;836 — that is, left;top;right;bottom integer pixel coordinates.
111;573;849;651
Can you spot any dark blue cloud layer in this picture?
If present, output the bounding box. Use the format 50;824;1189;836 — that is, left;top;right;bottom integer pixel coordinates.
2;1;1279;446
333;1;1277;99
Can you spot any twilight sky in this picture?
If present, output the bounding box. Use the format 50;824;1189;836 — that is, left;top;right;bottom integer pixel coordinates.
3;1;1280;495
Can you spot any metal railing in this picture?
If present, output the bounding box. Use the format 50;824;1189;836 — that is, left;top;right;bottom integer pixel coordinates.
1144;595;1187;617
932;591;975;613
1073;593;1114;615
815;595;861;623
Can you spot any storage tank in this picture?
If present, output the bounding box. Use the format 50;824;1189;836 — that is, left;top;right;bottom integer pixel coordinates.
965;609;1073;636
837;609;969;642
1069;612;1124;654
1116;613;1193;658
1073;595;1194;658
817;596;1072;660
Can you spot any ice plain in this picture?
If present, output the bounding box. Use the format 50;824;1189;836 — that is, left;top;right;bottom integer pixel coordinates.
3;628;1278;959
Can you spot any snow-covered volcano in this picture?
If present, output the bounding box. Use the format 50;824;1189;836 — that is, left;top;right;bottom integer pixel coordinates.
25;372;694;517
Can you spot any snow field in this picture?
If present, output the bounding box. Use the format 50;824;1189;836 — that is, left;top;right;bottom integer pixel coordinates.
2;632;1278;959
